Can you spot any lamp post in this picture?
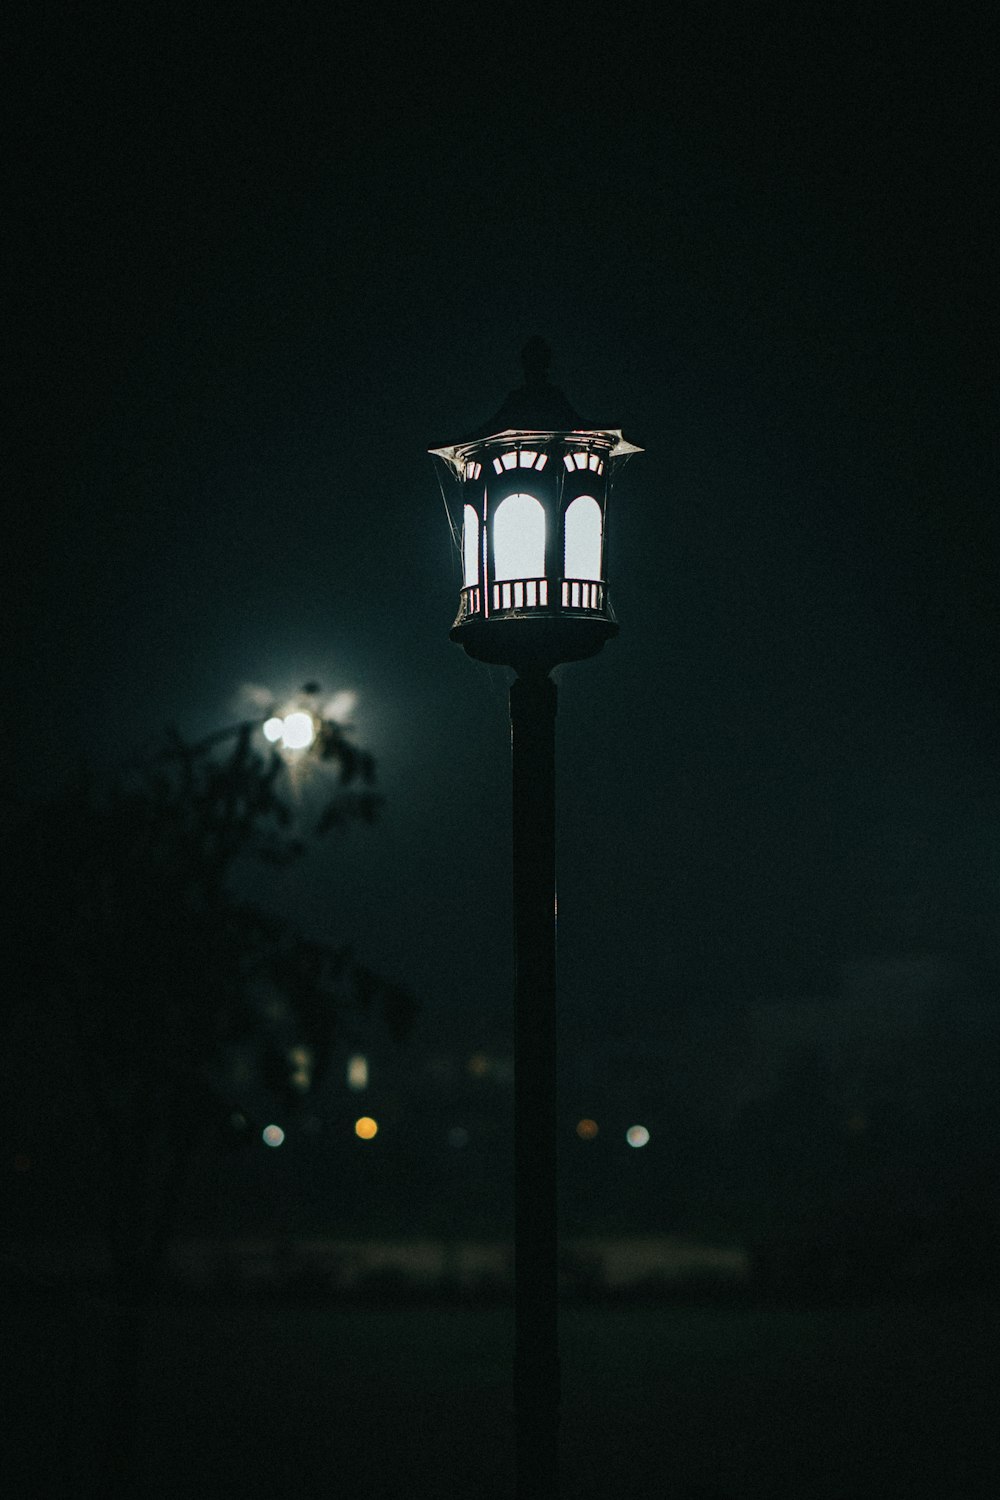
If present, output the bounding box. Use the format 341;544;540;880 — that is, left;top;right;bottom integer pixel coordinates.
431;339;641;1496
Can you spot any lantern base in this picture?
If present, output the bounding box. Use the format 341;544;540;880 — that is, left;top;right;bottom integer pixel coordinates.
450;613;618;672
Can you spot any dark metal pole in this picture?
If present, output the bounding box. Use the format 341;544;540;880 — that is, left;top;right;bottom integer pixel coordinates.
510;668;559;1498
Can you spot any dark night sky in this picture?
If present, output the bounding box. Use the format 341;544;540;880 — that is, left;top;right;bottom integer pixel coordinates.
6;5;997;1086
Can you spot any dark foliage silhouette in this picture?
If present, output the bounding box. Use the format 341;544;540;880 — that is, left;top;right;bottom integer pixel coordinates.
0;699;414;1496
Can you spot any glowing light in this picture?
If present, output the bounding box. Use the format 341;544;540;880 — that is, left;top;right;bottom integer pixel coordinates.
355;1116;378;1140
289;1045;311;1092
564;495;603;581
263;717;284;742
462;505;480;587
347;1054;369;1091
262;1124;285;1148
576;1118;599;1140
448;1126;470;1148
324;690;357;721
281;711;315;750
493;493;545;581
626;1125;650;1148
467;1052;490;1078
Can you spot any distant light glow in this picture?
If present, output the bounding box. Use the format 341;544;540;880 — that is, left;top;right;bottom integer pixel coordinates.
324;690;358;721
347;1054;369;1091
576;1118;599;1140
467;1052;490;1078
289;1045;311;1093
626;1125;650;1148
448;1126;470;1148
281;711;315;750
262;1124;285;1148
263;717;284;742
355;1116;378;1140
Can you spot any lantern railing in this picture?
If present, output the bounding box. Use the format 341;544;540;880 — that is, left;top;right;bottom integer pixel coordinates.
492;578;550;613
560;578;606;611
457;577;610;624
456;585;483;622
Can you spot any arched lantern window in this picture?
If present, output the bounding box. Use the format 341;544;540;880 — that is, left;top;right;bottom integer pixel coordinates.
429;339;641;672
494;493;546;581
563;495;603;582
462;505;479;587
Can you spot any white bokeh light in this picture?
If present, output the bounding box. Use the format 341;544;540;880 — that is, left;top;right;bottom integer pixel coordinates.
626;1125;650;1148
262;1124;285;1148
281;711;316;750
263;717;284;743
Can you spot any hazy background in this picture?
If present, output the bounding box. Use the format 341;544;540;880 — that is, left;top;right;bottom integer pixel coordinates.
6;0;997;1270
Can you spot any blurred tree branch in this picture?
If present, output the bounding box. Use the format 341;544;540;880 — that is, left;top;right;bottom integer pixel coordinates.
2;701;414;1295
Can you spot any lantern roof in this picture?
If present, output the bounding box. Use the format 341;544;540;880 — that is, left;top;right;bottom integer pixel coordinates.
429;337;643;471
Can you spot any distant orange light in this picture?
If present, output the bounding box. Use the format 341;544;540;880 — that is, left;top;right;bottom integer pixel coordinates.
355;1116;378;1140
576;1118;599;1140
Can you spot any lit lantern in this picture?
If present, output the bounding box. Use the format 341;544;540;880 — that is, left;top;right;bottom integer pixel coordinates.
430;338;642;673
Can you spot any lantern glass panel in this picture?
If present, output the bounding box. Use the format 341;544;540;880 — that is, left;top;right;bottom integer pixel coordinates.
494;493;545;581
462;505;479;586
564;494;603;581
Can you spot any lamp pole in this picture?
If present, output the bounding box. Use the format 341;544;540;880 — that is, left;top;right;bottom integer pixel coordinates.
510;668;559;1496
429;340;640;1498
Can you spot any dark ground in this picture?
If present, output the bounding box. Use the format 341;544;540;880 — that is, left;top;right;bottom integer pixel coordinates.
4;1293;999;1499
